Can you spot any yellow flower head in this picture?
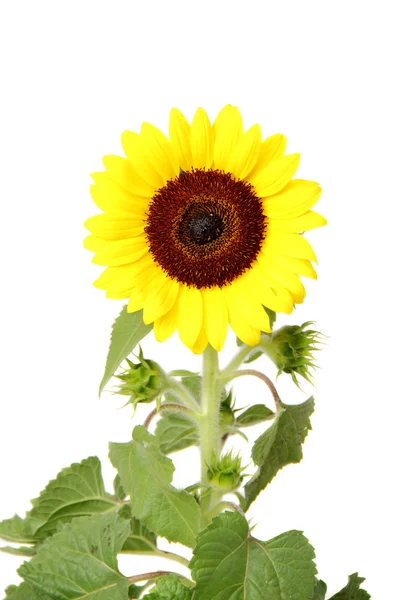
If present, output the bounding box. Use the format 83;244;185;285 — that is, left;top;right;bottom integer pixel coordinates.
85;105;326;353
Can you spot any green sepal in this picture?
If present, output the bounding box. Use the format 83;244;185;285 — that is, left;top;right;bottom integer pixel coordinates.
109;426;200;548
115;351;164;410
142;574;192;599
236;404;275;427
18;513;130;600
207;451;243;491
23;456;117;539
329;573;370;599
99;306;153;394
190;511;316;600
244;397;314;510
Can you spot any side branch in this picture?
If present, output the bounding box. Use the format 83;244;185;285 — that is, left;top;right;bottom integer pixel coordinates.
144;403;199;429
224;369;282;411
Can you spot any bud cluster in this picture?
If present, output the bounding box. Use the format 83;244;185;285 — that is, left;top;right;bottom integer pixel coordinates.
115;349;165;409
264;321;324;387
207;451;244;491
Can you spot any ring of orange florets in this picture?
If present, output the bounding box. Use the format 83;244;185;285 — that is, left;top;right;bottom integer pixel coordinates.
145;169;267;288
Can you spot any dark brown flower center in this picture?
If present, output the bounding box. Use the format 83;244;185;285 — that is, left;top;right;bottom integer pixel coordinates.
145;169;266;288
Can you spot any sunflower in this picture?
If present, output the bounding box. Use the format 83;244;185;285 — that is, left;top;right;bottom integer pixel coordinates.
85;105;326;353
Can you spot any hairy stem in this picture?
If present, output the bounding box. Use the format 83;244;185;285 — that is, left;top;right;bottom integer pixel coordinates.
164;378;200;412
144;403;199;429
121;547;190;567
127;571;192;585
224;369;282;410
221;343;264;375
199;345;222;526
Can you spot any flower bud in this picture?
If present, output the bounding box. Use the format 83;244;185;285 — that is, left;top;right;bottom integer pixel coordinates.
264;321;323;387
207;451;243;491
219;390;235;428
115;349;165;408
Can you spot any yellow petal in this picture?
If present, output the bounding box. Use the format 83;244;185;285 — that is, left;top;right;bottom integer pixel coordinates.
192;326;209;355
94;263;137;289
256;256;305;304
225;280;271;333
251;154;300;197
268;210;327;233
140;122;180;183
102;155;154;197
248;134;286;179
262;248;318;279
241;268;293;314
190;108;213;169
84;214;146;239
91;236;148;266
143;276;180;324
177;286;203;349
213;105;243;170
121;131;163;189
90;173;149;214
264;180;322;219
154;300;179;342
226;124;261;180
266;231;317;262
169;108;192;170
202;287;228;352
224;288;261;346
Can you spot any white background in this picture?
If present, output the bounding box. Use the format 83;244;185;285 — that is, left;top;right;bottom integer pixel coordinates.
0;1;399;597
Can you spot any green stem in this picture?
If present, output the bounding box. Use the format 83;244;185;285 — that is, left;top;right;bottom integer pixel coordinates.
164;378;200;412
144;403;199;429
221;368;282;410
221;343;265;376
121;547;190;567
127;571;192;586
199;346;222;525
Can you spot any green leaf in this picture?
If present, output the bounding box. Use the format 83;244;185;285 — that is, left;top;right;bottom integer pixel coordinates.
236;404;275;427
155;413;198;454
168;370;198;377
4;583;42;599
265;307;277;328
128;584;146;598
109;426;200;548
114;473;127;501
312;580;327;599
100;306;153;394
329;573;370;599
143;574;192;599
118;504;157;552
244;397;314;510
0;515;35;544
190;511;316;600
180;375;202;402
0;544;36;557
19;513;130;600
24;456;118;539
157;375;201;453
